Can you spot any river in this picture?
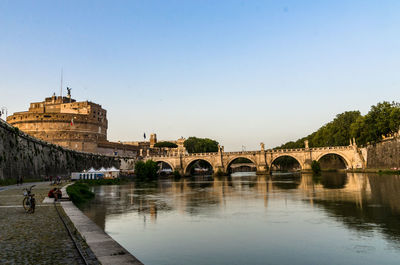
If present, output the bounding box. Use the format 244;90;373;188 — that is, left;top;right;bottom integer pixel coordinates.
80;172;400;265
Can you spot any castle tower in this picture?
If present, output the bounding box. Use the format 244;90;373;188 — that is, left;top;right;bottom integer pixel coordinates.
7;94;108;153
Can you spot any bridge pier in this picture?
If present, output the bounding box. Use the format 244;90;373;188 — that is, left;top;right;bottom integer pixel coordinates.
256;164;268;175
213;166;226;175
302;159;312;172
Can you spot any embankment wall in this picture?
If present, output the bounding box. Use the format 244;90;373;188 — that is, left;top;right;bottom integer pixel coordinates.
0;120;129;180
366;137;400;169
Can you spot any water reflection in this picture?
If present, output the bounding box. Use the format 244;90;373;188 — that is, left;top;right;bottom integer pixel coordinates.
81;173;400;265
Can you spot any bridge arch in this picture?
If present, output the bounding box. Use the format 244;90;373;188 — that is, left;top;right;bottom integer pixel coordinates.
184;158;214;175
270;154;302;171
316;152;351;169
225;156;257;173
153;159;175;171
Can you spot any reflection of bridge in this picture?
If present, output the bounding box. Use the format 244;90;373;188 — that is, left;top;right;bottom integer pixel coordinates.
146;144;366;175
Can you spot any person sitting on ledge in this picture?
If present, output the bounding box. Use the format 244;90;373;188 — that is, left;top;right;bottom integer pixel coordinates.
48;188;57;199
48;188;63;201
55;188;62;200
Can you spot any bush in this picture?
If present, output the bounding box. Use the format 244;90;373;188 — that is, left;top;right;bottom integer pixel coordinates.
135;160;158;180
172;170;181;178
311;160;321;175
66;182;94;205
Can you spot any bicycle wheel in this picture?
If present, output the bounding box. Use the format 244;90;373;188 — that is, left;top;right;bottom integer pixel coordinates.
22;197;30;212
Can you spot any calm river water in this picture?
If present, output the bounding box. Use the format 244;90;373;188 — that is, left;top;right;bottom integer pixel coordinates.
81;173;400;265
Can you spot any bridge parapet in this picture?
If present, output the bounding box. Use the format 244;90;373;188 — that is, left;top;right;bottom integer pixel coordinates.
310;146;352;151
144;144;364;174
181;152;218;157
224;151;259;155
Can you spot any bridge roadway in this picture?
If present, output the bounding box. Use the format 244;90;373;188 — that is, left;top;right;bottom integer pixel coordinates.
145;144;366;175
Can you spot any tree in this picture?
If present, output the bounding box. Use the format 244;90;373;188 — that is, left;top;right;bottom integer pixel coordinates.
311;160;321;175
351;102;400;145
134;160;158;180
154;141;178;148
184;137;219;153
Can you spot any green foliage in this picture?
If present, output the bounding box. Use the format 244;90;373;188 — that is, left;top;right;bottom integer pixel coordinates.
172;170;182;178
135;160;158;180
378;169;400;175
311;160;321;175
66;182;95;205
277;102;400;148
351;102;400;145
154;141;178;148
184;137;219;153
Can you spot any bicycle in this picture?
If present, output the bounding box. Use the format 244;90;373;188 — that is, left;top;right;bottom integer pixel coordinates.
22;185;36;213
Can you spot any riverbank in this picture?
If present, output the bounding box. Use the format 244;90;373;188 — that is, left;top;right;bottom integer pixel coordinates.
0;181;143;264
61;201;143;265
349;168;400;175
0;181;97;264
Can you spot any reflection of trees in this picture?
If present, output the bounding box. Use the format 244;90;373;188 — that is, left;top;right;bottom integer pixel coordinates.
308;173;400;247
82;173;400;247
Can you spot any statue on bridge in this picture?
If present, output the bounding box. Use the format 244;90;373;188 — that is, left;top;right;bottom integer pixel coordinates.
260;142;265;151
218;145;224;153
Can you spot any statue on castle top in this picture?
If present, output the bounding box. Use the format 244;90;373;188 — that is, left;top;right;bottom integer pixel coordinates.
67;87;72;97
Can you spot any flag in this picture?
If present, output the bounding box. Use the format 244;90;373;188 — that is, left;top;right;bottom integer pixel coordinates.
71;118;74;126
143;132;146;139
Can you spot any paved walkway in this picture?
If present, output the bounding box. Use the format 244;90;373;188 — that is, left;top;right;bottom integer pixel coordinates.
0;182;86;264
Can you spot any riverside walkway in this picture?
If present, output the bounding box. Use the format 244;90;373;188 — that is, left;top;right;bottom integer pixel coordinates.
0;182;97;264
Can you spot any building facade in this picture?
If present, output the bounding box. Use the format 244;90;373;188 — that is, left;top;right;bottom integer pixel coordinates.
7;93;185;157
7;94;107;153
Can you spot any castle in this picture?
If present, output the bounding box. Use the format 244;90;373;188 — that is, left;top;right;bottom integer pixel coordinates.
7;92;185;156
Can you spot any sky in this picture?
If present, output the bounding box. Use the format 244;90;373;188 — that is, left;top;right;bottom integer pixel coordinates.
1;0;399;151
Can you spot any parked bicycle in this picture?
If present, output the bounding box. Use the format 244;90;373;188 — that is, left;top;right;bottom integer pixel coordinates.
22;185;36;213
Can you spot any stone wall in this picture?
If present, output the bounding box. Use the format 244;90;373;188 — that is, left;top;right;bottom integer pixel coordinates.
366;137;400;169
0;120;122;180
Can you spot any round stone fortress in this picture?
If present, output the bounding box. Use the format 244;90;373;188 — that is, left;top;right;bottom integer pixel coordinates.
7;93;107;153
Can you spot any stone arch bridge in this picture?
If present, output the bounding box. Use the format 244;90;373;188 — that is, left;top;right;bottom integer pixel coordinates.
145;145;366;175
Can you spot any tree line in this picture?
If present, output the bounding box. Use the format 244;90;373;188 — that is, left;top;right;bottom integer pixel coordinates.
276;101;400;149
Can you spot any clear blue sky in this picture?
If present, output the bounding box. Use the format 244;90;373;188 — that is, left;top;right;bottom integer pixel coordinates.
1;0;399;151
